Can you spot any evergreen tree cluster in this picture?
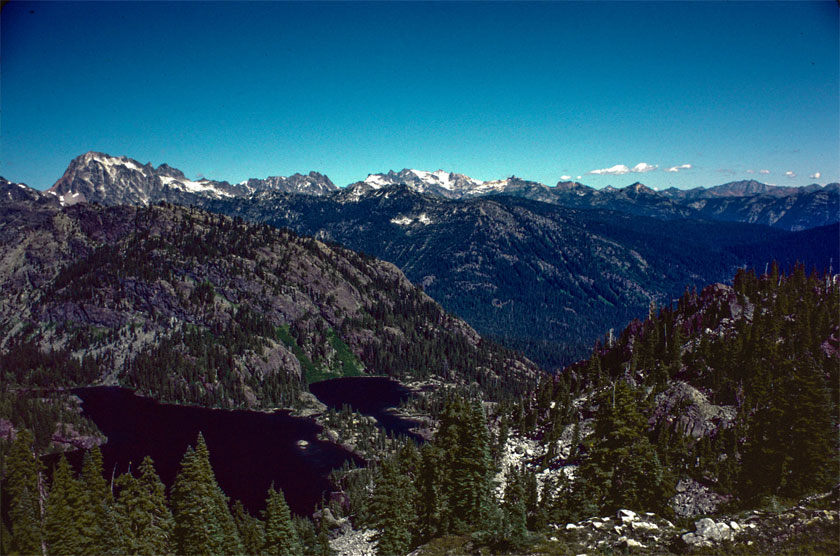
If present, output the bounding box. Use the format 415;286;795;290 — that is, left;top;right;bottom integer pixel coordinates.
520;265;839;521
0;389;103;454
0;430;332;556
339;396;543;555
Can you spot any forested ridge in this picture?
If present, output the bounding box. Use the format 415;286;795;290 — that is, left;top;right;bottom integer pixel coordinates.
0;200;538;452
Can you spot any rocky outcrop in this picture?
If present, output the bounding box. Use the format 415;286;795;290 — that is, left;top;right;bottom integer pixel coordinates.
670;478;730;517
328;527;377;556
652;381;736;438
680;517;738;547
546;489;839;555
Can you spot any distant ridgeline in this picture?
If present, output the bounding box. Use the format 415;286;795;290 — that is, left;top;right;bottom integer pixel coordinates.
0;199;539;452
5;155;839;371
197;187;839;369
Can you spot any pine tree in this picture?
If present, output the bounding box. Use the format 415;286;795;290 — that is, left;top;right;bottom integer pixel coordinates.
371;458;417;556
113;456;175;555
77;446;112;554
233;501;264;556
262;484;302;556
5;429;44;556
171;433;243;555
575;381;672;515
500;466;528;548
449;400;495;533
45;455;85;556
10;486;42;556
313;515;333;556
416;443;444;542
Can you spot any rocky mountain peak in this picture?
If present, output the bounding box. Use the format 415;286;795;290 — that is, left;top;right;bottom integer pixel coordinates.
156;163;186;180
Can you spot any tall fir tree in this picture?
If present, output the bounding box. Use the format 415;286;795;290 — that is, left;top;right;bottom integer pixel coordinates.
233;501;264;556
113;455;175;555
77;446;113;554
371;457;417;556
44;455;85;556
5;429;44;556
262;484;302;556
170;433;243;555
574;381;672;516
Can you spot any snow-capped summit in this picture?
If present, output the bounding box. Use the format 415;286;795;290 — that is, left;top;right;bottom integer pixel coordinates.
46;152;337;206
352;169;505;199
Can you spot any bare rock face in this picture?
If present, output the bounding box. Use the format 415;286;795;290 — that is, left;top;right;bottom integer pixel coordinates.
652;381;736;438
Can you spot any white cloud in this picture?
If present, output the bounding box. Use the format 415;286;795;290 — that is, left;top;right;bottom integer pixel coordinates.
588;164;630;175
588;162;658;175
632;162;658;173
666;163;692;173
759;169;770;175
810;172;821;179
577;176;582;180
560;175;572;180
745;169;754;174
785;171;796;178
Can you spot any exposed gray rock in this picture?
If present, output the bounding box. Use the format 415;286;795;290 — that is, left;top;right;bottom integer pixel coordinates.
681;517;735;547
330;527;377;556
670;477;730;517
652;381;736;438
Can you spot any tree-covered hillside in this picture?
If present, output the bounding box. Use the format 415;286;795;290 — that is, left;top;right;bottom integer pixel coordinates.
0;200;538;433
517;264;838;522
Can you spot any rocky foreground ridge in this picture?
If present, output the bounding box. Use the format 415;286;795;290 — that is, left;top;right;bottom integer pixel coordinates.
325;487;839;556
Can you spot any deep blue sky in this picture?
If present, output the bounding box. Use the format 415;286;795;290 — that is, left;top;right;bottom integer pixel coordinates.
2;1;837;189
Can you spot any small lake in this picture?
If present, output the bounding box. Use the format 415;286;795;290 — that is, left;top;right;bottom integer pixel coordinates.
309;376;424;442
71;376;418;516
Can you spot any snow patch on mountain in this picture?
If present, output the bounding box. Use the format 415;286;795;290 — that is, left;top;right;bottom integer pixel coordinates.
390;213;432;226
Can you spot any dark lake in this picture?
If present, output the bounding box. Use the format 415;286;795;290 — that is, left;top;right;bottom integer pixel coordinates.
72;386;361;516
309;376;424;442
70;376;417;516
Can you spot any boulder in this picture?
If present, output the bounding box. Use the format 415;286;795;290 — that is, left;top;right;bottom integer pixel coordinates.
617;509;637;523
681;517;735;547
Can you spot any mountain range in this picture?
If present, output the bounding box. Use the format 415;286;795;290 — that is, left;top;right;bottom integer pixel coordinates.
4;152;838;367
6;151;837;231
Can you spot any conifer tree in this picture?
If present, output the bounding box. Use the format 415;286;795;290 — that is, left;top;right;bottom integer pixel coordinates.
262;484;302;556
5;429;44;556
313;514;333;556
45;455;84;556
500;466;528;548
372;458;417;556
449;400;495;533
10;486;43;556
575;381;672;516
113;456;174;555
416;443;444;541
233;501;264;556
171;433;243;555
77;446;113;554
